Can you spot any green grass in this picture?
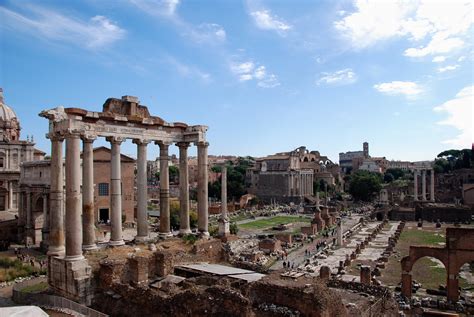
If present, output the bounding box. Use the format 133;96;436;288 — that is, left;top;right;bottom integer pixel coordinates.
0;257;46;282
399;229;445;246
379;226;470;290
239;216;311;229
20;281;48;293
230;214;252;222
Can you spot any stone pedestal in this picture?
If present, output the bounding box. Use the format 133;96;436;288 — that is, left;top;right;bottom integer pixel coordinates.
336;217;343;246
312;211;325;232
48;256;93;305
360;266;371;285
321;207;331;228
320;266;331;279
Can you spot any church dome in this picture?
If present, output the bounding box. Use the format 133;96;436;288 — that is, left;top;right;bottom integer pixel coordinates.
0;88;21;142
0;89;18;121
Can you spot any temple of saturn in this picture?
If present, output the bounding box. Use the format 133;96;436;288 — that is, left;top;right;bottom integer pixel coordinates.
413;167;435;202
39;95;209;303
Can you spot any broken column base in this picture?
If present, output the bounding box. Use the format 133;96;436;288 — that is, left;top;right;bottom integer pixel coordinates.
48;256;93;305
218;218;230;237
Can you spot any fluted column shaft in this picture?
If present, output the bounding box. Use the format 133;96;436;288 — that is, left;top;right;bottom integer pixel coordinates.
178;142;191;234
65;133;83;260
197;142;209;234
82;137;97;250
430;169;435;202
158;142;171;235
108;137;125;246
413;170;418;201
135;140;149;241
48;134;65;256
422;170;427;201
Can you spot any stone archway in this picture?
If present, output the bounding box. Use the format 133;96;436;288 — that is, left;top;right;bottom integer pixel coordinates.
401;228;474;302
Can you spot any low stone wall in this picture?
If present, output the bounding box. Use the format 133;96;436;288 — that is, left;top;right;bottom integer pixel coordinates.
12;277;107;317
328;279;389;297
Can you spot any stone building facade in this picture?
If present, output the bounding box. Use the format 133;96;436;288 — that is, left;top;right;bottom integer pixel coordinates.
0;88;45;213
247;146;341;203
339;142;369;173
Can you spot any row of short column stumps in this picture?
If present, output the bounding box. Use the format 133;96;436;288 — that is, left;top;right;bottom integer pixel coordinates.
319;220;406;286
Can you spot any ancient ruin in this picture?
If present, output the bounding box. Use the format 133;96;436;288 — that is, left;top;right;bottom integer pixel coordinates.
39;95;209;303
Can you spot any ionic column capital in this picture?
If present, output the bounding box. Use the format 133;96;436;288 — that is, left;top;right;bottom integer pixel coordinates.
155;140;172;147
81;134;97;143
195;141;209;148
106;136;124;144
176;142;190;149
63;129;82;139
46;132;65;142
133;138;151;145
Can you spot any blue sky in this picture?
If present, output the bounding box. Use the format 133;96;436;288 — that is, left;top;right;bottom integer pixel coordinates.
0;0;472;162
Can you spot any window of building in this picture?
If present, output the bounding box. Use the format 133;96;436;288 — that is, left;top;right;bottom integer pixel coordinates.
0;157;4;168
98;183;109;196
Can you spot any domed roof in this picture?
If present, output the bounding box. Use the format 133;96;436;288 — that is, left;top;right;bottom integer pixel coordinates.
0;88;18;121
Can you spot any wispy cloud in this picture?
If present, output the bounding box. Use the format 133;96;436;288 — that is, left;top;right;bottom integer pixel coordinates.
187;23;226;43
230;59;280;88
316;68;357;85
0;5;125;49
373;81;423;98
250;9;292;35
129;0;179;17
335;0;473;59
434;85;473;147
165;55;211;82
129;0;225;45
438;64;459;73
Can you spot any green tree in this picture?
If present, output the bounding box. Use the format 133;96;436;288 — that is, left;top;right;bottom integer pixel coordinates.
169;166;179;183
384;173;395;183
348;170;382;202
385;168;405;180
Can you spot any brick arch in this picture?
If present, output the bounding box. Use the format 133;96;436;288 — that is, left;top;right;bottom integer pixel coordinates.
402;246;449;272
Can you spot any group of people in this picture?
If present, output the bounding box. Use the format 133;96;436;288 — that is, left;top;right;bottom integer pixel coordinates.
14;247;47;270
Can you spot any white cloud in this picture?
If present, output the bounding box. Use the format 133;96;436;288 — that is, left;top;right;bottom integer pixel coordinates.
433;85;473;147
335;0;473;58
432;56;447;63
254;66;266;80
0;5;125;49
458;56;466;62
250;9;292;34
258;74;280;88
129;0;179;16
404;33;464;57
187;23;226;43
317;68;357;85
230;60;280;87
373;81;423;97
438;64;459;73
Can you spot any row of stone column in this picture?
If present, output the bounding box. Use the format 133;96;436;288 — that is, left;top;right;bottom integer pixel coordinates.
413;169;435;202
47;132;209;260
